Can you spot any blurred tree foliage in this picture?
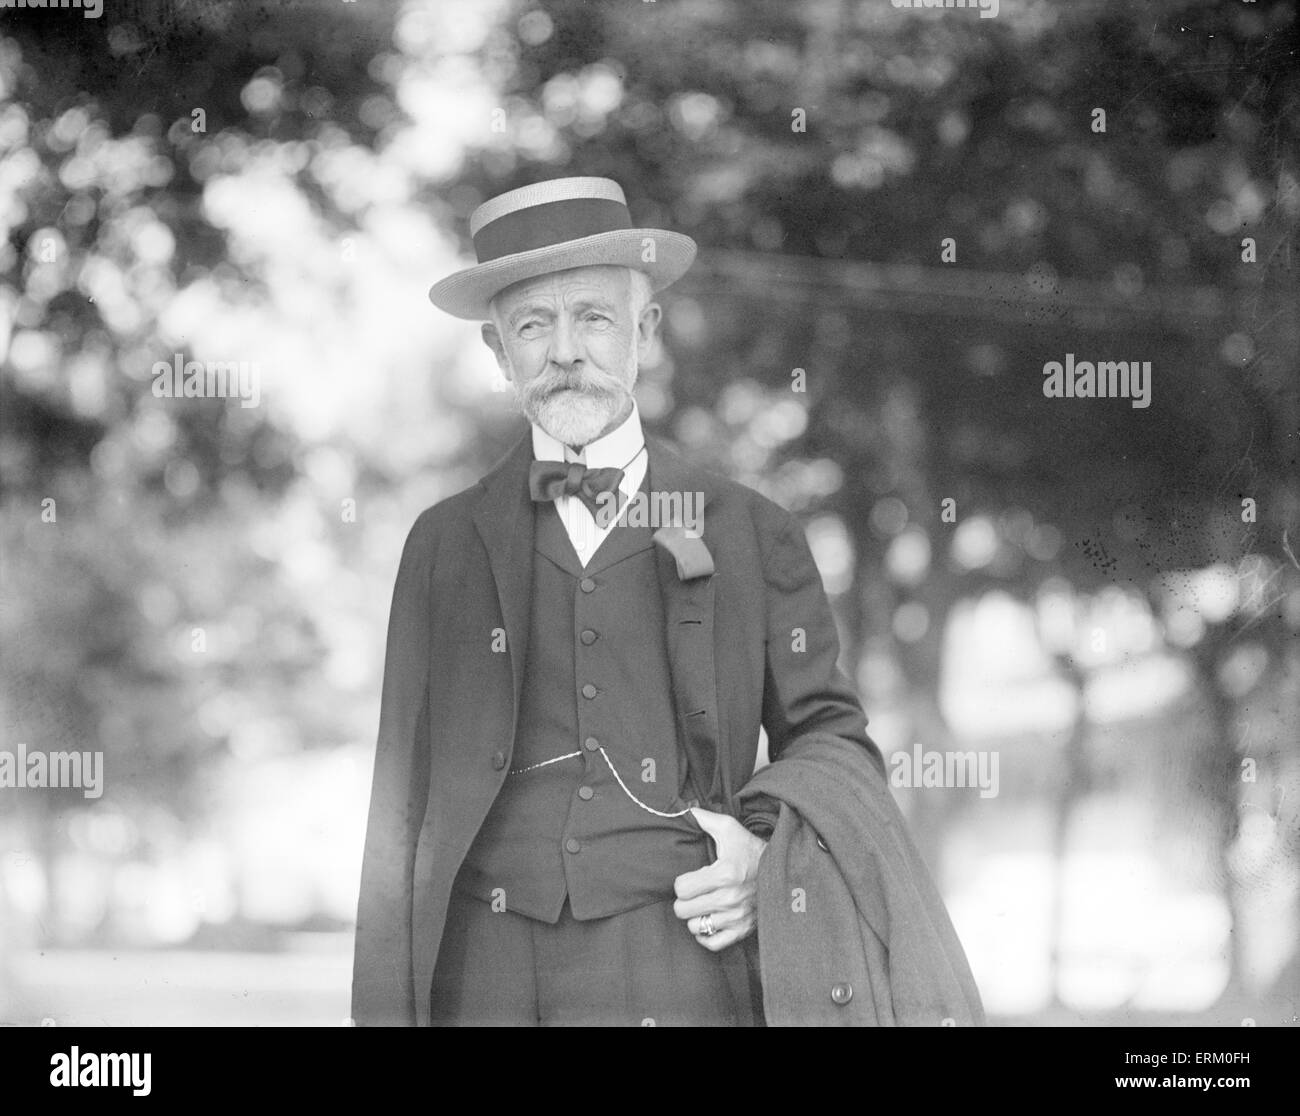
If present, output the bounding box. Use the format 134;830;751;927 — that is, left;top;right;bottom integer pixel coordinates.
437;0;1299;999
1;0;410;932
439;0;1299;998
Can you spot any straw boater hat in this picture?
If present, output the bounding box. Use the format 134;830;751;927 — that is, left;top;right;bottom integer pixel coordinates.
428;176;698;320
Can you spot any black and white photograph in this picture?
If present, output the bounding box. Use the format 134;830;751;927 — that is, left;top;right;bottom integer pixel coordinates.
0;0;1296;1071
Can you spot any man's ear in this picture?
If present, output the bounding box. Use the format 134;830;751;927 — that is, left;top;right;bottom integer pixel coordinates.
481;321;512;378
635;301;662;360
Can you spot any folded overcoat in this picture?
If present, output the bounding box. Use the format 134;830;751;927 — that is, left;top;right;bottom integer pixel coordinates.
739;732;986;1025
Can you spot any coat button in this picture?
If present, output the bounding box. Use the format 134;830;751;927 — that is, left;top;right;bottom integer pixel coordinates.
580;577;596;593
491;751;506;770
584;736;599;752
581;683;597;699
564;838;581;854
578;786;594;800
580;629;598;645
830;983;853;1006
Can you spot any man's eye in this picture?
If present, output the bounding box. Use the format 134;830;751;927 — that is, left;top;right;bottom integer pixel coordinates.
584;312;610;324
517;321;542;336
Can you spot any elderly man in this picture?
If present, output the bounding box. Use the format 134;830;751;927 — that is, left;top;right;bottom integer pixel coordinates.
352;176;983;1027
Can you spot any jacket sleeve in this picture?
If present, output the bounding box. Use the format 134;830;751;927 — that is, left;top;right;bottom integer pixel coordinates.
351;511;436;1026
754;507;885;777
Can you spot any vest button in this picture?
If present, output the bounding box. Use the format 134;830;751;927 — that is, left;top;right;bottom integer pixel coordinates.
578;786;594;800
580;629;598;645
581;683;597;699
565;838;581;854
490;751;506;771
830;983;853;1006
580;577;596;593
584;737;599;752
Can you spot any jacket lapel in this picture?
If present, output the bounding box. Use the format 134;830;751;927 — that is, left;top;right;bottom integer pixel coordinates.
471;429;536;749
646;435;729;810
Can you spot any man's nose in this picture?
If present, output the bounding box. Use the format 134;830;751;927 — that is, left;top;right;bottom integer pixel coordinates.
548;314;582;368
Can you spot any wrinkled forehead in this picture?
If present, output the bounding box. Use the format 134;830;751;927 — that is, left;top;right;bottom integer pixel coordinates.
492;265;631;314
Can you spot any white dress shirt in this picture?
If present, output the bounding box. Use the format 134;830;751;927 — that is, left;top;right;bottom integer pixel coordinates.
530;399;647;568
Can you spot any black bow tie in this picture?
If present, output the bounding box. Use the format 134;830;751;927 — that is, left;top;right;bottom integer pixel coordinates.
528;459;627;526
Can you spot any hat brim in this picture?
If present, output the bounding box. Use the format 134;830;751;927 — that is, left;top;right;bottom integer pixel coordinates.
428;228;697;320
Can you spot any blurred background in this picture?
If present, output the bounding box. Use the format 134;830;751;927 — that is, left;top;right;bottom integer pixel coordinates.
1;0;1297;1026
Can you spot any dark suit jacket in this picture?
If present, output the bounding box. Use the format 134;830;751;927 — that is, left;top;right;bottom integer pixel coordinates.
351;427;882;1026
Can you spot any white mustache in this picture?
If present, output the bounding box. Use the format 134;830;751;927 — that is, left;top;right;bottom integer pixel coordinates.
535;371;614;396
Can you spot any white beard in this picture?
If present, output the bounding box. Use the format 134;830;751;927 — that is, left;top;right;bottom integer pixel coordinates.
528;389;619;447
510;349;638;448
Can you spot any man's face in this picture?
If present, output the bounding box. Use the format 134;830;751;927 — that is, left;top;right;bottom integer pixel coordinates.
482;265;659;448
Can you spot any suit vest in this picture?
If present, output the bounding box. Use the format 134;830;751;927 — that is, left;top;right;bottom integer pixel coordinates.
455;478;711;922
